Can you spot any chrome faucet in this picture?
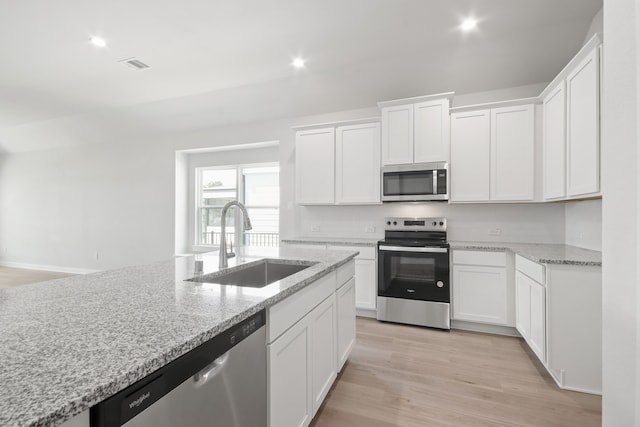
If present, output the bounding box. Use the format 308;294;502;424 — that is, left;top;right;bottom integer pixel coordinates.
219;201;252;268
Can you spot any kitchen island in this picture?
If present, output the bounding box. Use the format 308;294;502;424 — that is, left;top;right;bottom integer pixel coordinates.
0;246;358;427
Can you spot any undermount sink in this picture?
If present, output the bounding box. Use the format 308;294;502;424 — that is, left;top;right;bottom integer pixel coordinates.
187;259;316;288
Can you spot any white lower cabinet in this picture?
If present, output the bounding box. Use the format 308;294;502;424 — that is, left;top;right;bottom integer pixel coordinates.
451;250;514;326
268;316;313;427
514;255;601;394
515;269;546;364
336;277;356;371
268;261;356;427
310;295;337;413
327;245;377;314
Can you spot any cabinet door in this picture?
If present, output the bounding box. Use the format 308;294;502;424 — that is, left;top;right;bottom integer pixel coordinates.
452;265;508;325
335;123;381;204
414;99;450;163
354;258;377;311
296;128;335;204
310;295;337;416
268;318;312;427
381;104;413;165
542;82;567;200
490;105;535;201
567;47;600;197
450;110;491;201
337;277;356;372
529;280;547;364
515;271;531;341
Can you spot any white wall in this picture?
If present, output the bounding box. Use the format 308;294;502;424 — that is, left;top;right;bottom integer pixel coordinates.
602;0;639;425
565;199;602;251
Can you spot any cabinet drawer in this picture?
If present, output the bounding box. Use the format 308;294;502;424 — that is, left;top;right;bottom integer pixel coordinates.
336;261;355;289
452;250;506;267
268;271;337;343
516;255;546;285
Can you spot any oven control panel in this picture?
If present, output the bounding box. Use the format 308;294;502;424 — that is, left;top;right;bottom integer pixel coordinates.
384;217;447;231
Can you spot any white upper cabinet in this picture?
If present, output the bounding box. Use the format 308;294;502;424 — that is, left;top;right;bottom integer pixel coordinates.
295;118;381;205
380;104;413;165
335;122;381;204
450;101;536;203
541;34;601;202
379;93;453;166
295;127;335;205
567;46;600;198
450;110;491;201
542;82;567;200
490;104;535;201
414;99;451;163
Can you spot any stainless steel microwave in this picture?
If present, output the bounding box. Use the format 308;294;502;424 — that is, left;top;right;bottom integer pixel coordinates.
381;162;448;202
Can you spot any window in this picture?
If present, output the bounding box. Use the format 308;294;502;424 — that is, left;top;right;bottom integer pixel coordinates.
196;163;279;248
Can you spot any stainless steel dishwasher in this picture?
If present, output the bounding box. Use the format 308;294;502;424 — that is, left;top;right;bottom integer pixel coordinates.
91;310;266;427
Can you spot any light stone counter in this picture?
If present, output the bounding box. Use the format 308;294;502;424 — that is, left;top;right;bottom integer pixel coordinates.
281;237;380;247
0;246;358;427
449;241;602;266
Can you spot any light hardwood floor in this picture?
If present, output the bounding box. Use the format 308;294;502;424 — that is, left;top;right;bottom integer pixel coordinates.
4;268;601;426
0;266;74;288
311;317;601;427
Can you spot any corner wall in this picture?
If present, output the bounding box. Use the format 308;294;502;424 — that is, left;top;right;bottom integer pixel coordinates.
602;0;639;424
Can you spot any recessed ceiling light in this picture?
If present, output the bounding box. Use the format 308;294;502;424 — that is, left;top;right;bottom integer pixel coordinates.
90;36;107;48
292;57;306;69
461;18;478;32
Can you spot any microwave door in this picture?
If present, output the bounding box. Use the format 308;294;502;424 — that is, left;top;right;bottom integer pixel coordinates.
382;169;436;201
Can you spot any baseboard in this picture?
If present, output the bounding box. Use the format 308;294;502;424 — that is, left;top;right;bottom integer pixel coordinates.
451;319;520;337
0;261;99;275
356;308;377;319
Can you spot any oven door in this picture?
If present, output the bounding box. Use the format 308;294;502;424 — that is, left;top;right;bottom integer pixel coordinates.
377;245;450;302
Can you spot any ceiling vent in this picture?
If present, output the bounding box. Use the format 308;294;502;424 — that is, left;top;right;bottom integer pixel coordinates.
118;57;151;70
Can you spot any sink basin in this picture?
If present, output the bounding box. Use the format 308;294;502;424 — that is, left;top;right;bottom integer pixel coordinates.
187;259;316;288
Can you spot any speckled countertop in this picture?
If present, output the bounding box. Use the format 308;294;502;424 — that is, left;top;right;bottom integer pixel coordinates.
0;246;358;427
281;237;380;247
449;241;602;266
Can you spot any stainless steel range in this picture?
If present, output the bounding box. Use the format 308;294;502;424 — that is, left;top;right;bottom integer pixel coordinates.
377;217;450;330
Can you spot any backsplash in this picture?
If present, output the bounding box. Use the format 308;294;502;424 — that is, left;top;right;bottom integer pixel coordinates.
291;202;567;244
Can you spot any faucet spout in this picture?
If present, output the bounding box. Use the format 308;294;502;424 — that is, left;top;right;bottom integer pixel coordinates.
219;201;252;269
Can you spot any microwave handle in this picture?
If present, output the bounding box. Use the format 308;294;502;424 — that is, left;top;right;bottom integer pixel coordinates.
379;245;448;254
433;170;437;194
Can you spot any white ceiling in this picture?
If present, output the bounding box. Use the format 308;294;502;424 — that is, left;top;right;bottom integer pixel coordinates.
0;0;601;138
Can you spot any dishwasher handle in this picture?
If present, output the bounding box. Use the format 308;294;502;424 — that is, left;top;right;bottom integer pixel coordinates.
192;352;229;387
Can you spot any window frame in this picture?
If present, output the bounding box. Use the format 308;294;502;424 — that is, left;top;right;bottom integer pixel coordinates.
193;162;279;252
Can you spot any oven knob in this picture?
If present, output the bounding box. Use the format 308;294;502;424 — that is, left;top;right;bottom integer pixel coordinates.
387;221;391;225
436;281;444;288
439;221;444;226
432;221;437;226
393;221;397;225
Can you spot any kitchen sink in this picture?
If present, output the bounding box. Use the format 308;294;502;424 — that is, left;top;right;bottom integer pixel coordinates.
186;259;316;288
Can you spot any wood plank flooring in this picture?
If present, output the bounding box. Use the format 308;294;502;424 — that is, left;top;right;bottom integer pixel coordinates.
3;267;601;426
311;317;601;427
0;266;74;288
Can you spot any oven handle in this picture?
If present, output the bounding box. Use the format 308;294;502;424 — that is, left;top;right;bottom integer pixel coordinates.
378;245;448;253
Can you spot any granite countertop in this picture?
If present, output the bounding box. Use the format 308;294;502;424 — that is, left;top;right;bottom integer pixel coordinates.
282;237;380;247
449;241;602;266
0;246;358;427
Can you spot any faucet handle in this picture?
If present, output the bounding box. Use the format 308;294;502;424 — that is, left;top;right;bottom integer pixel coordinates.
227;240;235;258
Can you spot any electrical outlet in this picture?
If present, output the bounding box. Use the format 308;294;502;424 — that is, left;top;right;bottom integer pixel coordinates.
365;226;376;233
311;225;320;232
487;228;502;236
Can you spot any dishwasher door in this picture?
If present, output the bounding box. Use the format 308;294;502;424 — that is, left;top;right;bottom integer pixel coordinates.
91;311;266;427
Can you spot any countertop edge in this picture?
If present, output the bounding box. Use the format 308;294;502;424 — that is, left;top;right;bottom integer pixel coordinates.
449;242;602;266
